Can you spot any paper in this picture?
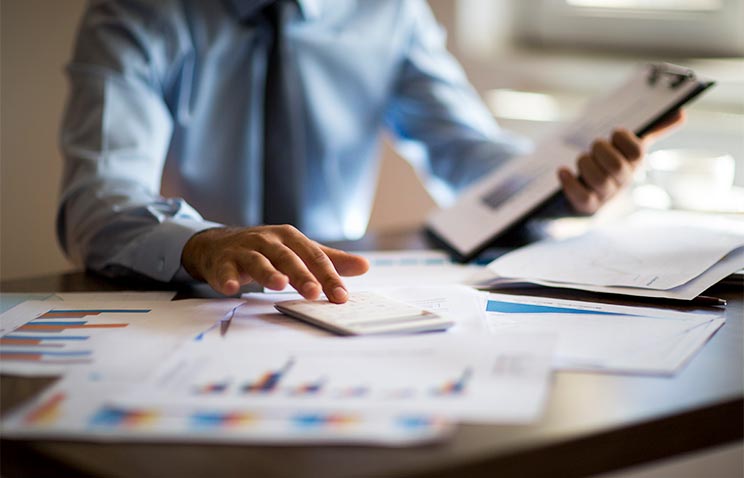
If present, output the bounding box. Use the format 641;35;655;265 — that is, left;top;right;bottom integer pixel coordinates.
528;246;744;301
114;334;555;423
234;286;489;340
427;64;713;259
375;286;489;335
484;293;725;374
488;213;744;290
0;292;176;315
0;299;243;379
267;250;483;294
50;291;177;301
0;375;452;446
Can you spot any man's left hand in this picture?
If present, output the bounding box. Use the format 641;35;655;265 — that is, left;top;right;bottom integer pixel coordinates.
558;109;686;214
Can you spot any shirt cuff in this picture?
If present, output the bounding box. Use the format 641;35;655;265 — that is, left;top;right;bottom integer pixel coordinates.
130;218;224;283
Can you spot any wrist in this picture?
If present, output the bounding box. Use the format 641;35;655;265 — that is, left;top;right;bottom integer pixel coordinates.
181;227;224;280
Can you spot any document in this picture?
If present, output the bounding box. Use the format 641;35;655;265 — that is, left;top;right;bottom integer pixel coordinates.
235;286;490;340
484;293;725;374
0;299;243;379
114;334;555;423
485;211;744;299
527;247;744;301
428;63;714;260
267;250;483;293
0;375;452;446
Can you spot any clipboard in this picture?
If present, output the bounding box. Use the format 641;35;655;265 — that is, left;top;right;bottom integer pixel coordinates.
426;63;715;262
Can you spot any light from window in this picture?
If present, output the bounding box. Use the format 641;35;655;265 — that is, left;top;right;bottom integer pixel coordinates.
565;0;722;11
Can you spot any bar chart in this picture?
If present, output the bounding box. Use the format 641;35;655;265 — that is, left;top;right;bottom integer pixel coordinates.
0;308;150;365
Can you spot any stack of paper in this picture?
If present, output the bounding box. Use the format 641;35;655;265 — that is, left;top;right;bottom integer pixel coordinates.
484;293;725;374
1;376;453;446
483;211;744;300
0;299;243;379
0;290;554;445
111;335;555;424
0;245;732;446
269;250;484;293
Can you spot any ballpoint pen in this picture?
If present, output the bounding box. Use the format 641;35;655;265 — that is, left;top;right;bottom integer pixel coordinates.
220;303;244;337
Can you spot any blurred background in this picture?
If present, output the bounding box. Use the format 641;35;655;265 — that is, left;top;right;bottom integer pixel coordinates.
1;0;743;281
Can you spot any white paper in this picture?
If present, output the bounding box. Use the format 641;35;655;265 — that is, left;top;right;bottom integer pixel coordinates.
375;286;489;335
0;375;452;446
115;334;555;424
484;293;725;374
0;299;243;379
267;250;482;294
526;246;744;301
51;292;177;301
487;213;744;291
234;286;489;340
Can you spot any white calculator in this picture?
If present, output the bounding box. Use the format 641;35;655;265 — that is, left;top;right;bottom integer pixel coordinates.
274;291;454;336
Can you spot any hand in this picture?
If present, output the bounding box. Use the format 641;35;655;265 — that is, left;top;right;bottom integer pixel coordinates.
558;109;686;214
181;225;370;302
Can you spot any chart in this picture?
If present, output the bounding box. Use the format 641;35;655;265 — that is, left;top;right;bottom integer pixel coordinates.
0;308;150;366
0;299;244;379
116;335;554;423
3;378;452;445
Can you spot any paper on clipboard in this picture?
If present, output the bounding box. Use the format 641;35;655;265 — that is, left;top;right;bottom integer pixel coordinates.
427;63;714;260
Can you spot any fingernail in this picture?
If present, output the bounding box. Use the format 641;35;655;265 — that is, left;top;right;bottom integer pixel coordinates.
333;287;348;302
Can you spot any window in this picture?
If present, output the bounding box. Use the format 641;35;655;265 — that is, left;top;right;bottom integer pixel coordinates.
514;0;744;57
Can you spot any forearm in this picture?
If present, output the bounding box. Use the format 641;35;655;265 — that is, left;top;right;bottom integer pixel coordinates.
58;178;222;282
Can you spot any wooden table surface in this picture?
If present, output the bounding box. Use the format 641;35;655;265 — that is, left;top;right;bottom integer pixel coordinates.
1;230;742;478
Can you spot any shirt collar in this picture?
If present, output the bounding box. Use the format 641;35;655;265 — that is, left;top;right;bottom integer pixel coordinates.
224;0;320;21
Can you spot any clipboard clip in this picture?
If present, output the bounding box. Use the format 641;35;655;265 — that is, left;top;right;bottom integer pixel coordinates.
647;63;696;89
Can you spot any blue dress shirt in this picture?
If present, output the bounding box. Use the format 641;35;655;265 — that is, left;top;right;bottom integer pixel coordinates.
57;0;532;282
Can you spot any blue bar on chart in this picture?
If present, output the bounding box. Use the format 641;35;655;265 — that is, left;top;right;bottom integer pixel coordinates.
241;358;295;394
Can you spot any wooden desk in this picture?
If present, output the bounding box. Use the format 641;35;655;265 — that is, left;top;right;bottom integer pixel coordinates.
1;230;742;478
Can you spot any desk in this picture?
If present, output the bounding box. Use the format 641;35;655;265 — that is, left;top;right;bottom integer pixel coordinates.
1;230;742;478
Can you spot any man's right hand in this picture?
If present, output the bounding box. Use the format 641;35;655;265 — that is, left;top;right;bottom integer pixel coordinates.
181;225;370;303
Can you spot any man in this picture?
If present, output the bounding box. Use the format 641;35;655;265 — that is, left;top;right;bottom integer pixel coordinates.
57;0;682;303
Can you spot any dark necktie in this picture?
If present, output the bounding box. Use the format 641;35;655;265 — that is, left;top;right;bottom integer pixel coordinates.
261;1;303;226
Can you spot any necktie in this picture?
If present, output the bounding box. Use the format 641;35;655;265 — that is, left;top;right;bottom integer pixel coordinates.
261;1;303;227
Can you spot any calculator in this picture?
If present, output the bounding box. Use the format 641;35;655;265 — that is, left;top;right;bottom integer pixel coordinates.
274;291;454;336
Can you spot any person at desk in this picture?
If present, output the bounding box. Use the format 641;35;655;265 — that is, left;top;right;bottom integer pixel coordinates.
57;0;682;303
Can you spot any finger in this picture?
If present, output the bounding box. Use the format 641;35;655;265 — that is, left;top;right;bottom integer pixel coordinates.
236;251;289;291
320;246;370;277
611;129;643;165
262;242;322;300
592;138;632;187
578;152;616;201
643;109;686;143
558;168;600;215
211;261;241;296
280;229;349;303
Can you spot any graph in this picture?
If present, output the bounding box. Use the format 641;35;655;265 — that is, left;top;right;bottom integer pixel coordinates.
0;308;150;365
240;359;294;394
24;392;65;425
336;386;369;398
289;378;324;396
433;368;472;396
291;412;357;428
90;407;158;428
486;300;622;316
190;411;256;429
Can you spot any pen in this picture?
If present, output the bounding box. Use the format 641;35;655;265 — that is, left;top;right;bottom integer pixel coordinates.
691;295;727;307
220;303;244;337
